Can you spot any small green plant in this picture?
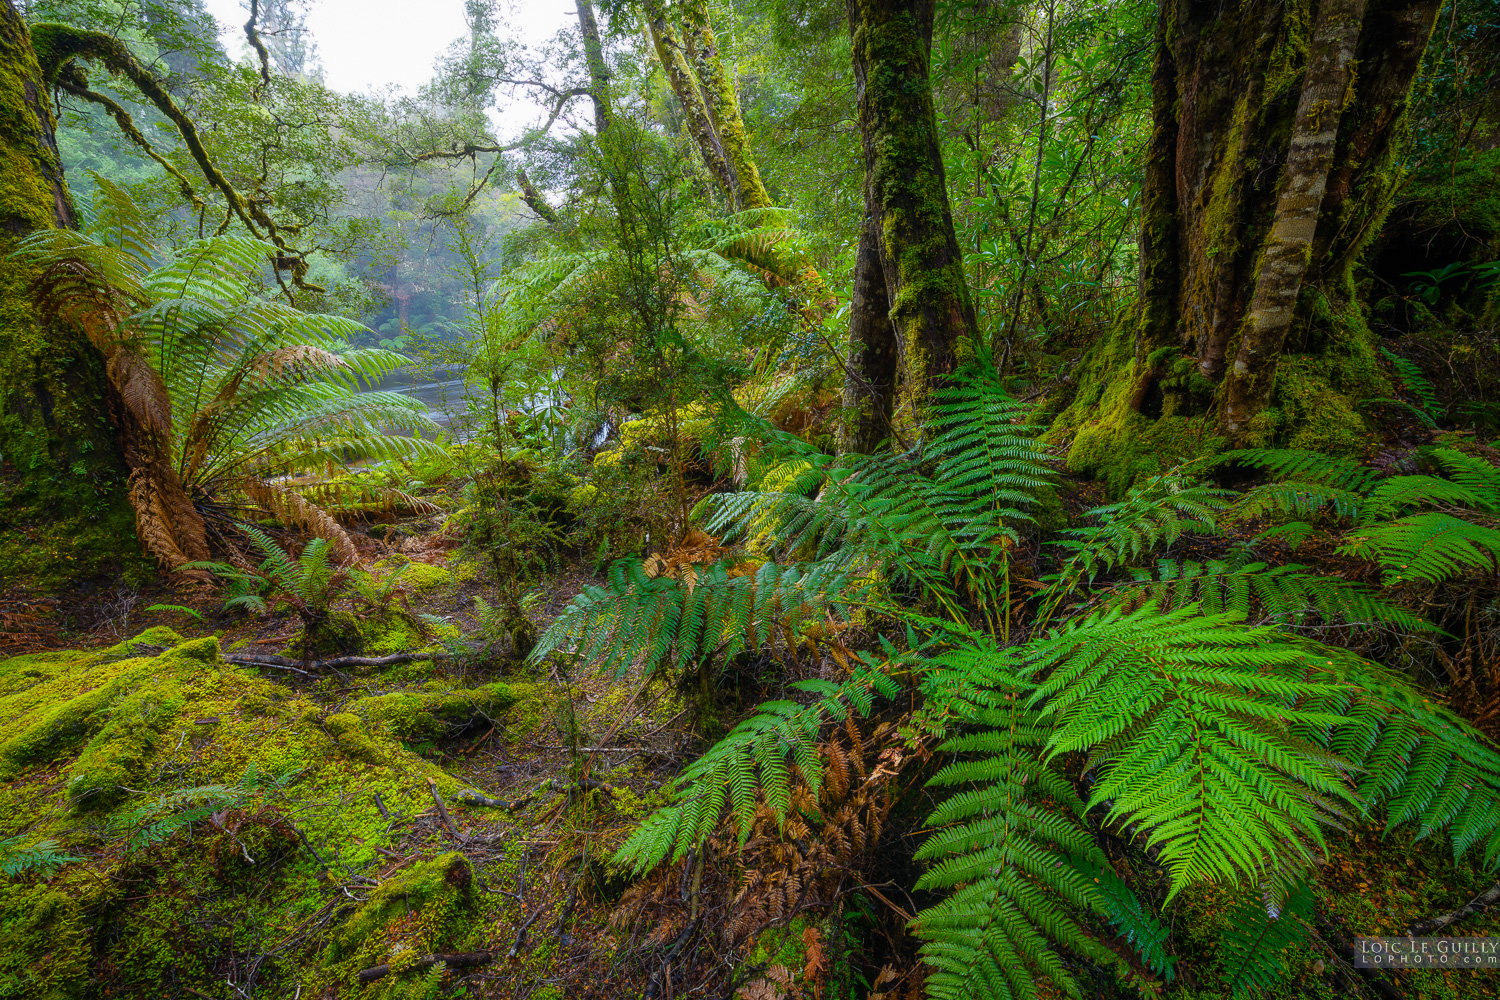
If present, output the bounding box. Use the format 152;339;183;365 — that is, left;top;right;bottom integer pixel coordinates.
190;525;361;655
0;836;81;879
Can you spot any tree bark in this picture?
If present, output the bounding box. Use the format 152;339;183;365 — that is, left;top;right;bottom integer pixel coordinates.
848;0;979;410
641;0;739;207
1221;0;1369;439
681;0;772;210
575;0;615;135
840;204;899;453
0;0;134;582
1108;0;1439;433
516;168;560;224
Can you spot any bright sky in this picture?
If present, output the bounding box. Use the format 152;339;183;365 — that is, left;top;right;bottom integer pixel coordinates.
200;1;572;111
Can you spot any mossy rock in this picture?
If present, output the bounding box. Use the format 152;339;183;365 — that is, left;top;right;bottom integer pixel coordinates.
0;630;488;999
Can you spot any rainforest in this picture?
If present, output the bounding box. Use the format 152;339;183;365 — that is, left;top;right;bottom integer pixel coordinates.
0;0;1498;998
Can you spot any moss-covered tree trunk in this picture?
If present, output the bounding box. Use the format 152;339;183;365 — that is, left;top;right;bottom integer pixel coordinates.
642;0;739;207
1059;0;1440;490
847;0;979;410
0;0;135;585
1221;0;1369;438
681;0;772;211
840;204;899;453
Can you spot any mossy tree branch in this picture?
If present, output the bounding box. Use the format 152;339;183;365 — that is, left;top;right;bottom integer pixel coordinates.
30;21;322;294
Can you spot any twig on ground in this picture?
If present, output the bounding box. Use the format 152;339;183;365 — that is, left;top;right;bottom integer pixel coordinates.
356;951;493;983
427;777;460;841
1409;878;1500;935
508;905;548;958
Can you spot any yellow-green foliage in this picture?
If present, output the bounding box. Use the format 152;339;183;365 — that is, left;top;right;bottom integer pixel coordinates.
593;403;713;470
0;631;508;999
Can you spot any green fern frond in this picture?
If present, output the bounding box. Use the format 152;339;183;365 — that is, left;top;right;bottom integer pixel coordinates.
1341;513;1500;583
1218;449;1382;494
613;667;897;874
1288;649;1500;864
1217;880;1315;998
1026;605;1356;894
1106;554;1428;631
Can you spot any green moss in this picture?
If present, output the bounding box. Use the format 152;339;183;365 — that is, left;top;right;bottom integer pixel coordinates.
0;13;142;590
350;681;515;741
317;852;484;997
0;629;490;998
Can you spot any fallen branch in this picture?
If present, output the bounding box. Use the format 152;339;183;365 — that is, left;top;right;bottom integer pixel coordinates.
1409;878;1500;935
427;778;460;840
508;905;548;958
223;650;456;671
355;950;493;983
454;778;621;812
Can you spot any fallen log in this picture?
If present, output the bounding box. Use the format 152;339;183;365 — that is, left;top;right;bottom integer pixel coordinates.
355;950;493;983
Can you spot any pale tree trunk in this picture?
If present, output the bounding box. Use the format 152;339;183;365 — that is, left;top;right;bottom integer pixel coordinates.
848;0;979;410
576;0;615;135
1222;0;1369;438
681;0;772;210
641;0;739;206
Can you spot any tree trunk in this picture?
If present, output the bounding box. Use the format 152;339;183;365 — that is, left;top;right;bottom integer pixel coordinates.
840;203;899;453
1221;0;1369;438
1061;0;1441;490
0;0;135;584
641;0;739;207
681;0;772;210
847;0;979;411
575;0;615;136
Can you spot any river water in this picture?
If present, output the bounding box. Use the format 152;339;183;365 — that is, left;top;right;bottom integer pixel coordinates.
369;368;471;436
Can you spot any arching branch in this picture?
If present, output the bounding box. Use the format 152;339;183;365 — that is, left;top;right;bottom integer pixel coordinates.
31;22;322;294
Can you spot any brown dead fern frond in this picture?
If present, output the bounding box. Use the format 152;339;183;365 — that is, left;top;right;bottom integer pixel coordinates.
240;478;359;565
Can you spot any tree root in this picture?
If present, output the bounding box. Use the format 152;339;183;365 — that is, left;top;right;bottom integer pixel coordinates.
355;950;493;983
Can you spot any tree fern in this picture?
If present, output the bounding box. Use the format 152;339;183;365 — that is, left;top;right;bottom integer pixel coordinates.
912;690;1136;1000
1286;647;1500;864
16;184;445;569
1039;471;1230;622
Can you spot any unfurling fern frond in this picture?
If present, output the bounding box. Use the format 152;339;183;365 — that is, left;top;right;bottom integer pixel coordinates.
1217;880;1315;998
614;667;897;874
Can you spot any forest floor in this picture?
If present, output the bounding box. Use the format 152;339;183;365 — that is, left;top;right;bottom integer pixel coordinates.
3;448;1500;1000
